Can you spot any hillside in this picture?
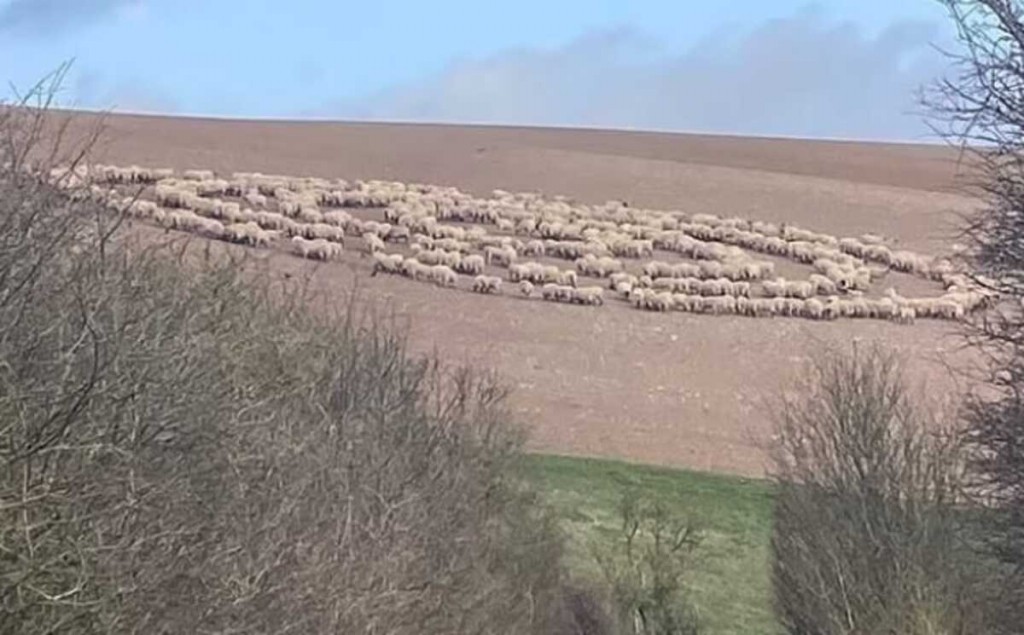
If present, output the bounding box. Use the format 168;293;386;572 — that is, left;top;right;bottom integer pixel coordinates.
81;113;979;476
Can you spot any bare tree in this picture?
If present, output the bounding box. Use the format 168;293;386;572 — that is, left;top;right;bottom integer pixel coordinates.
924;0;1024;601
769;343;987;635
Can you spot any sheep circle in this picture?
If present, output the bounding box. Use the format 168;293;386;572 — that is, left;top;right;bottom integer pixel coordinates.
75;162;997;325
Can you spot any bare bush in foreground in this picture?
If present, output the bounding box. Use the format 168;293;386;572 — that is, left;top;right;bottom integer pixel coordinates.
0;75;571;634
769;344;988;634
925;6;1024;614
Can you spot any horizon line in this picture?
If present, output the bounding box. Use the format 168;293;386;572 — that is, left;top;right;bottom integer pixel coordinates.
52;105;949;149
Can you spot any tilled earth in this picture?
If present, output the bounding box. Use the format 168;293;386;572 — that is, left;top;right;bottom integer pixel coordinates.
83;112;981;476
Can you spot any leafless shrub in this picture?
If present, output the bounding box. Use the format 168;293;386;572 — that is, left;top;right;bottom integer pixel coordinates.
769;343;989;635
0;74;570;634
594;494;702;635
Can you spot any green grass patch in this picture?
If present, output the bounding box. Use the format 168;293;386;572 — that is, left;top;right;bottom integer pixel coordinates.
523;454;779;635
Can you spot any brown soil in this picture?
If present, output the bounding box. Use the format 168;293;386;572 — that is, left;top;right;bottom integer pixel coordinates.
82;113;982;476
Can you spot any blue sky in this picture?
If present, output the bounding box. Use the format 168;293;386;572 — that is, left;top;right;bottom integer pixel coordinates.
0;0;957;140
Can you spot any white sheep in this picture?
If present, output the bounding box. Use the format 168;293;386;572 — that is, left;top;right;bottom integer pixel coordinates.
455;254;485;275
927;258;956;281
699;278;729;297
387;225;411;243
556;270;578;287
322;210;353;227
193;217;225;240
304;223;346;243
541;283;569;302
890;250;929;275
296;205;324;224
183;169;215;181
802;298;824;320
364;233;386;254
254;211;295;233
507;263;528;282
751;220;781;237
434;237;472;253
895;305;917;325
698;260;725;279
196;179;229;197
430;224;466;241
278;200;301;217
869;298;897;320
471;275;503;294
418;249;462;268
782;298;805;317
642;261;672;278
703;295;738;315
652;277;683;292
522;240;546;257
607;281;628;295
509;261;563;284
151;167;175;181
224;222;273;247
726;280;752;298
519;280;535;297
762;278;813;300
210;200;241;221
608;238;654;258
647;290;676;311
673;293;701;313
484;245;517;267
371;252;405;276
401;259;432;281
839;297;872;319
748;298;776;318
189;197;219;216
127;199;159;219
154;184;193;208
243;190;268;208
820;296;843;321
571;286;604;306
631;289;674;312
860;232;886;245
808;273;838;296
429;264;458;288
574;254;624;278
608;272;639;291
291;236;341;260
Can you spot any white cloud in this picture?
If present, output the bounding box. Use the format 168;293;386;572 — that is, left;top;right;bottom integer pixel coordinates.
328;8;951;141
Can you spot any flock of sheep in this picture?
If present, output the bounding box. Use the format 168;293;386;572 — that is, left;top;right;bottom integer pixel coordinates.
49;162;998;325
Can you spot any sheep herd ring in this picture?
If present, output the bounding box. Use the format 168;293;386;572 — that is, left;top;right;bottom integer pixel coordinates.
50;163;997;324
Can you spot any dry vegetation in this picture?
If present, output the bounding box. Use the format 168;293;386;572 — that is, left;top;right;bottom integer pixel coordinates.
770;345;989;634
0;82;606;634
